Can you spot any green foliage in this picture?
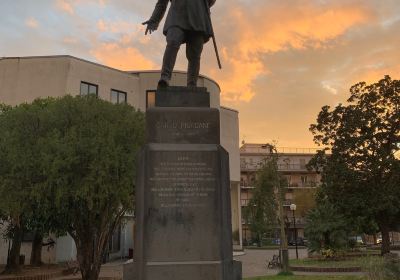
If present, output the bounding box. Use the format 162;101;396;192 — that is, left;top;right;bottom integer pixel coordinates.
40;95;144;230
0;100;51;224
292;188;316;217
0;96;145;278
245;156;282;244
305;201;351;253
309;75;400;254
38;95;145;279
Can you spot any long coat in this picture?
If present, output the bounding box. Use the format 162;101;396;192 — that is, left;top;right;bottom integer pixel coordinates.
149;0;216;41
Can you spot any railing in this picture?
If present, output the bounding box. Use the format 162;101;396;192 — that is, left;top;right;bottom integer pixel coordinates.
277;164;308;171
241;162;313;172
283;200;293;207
286;182;319;188
286;217;307;227
240;182;318;190
241;199;251;207
240;182;255;189
240;162;260;171
276;147;321;154
240;146;324;155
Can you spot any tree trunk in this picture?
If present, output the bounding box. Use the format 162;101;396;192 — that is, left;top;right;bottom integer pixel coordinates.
75;232;109;280
78;248;101;280
380;223;391;255
30;232;43;266
3;225;24;274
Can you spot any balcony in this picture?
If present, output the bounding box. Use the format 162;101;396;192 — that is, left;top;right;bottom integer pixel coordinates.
240;182;255;189
283;200;293;207
286;217;307;227
286;182;319;189
240;162;260;171
241;199;251;207
240;146;322;155
241;162;314;173
277;163;309;172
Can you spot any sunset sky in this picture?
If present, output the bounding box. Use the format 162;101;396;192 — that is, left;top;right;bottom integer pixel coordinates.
1;0;399;147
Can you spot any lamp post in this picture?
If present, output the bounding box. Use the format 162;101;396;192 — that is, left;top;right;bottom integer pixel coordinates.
290;203;299;259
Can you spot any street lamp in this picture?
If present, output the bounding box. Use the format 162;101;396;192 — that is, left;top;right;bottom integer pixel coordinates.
290;203;299;259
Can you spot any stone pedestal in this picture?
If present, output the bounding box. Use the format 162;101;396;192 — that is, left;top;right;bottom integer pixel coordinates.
134;87;242;280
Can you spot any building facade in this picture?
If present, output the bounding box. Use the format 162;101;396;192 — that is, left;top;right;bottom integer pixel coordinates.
0;55;242;264
240;143;321;245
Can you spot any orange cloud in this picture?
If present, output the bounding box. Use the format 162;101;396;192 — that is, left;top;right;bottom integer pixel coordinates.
91;43;156;70
211;2;373;102
25;17;39;29
56;0;75;15
56;0;106;15
352;65;400;85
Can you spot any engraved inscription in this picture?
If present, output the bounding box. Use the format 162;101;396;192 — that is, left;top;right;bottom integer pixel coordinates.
149;152;216;208
156;121;211;129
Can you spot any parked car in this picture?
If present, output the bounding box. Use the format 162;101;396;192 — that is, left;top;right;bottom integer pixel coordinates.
272;238;281;245
349;236;365;245
288;237;307;246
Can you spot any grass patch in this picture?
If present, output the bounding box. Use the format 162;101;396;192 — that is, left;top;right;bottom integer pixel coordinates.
289;256;381;268
245;275;366;280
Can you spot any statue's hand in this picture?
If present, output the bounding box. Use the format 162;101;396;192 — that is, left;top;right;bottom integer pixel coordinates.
142;20;158;35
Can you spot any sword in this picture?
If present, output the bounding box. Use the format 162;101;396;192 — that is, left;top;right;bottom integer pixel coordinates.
204;0;222;69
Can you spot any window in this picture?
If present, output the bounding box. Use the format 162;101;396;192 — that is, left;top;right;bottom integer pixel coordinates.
111;89;127;104
80;82;98;96
299;158;306;169
146;90;156;108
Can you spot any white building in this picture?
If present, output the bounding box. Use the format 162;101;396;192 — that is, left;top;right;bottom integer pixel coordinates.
0;55;242;264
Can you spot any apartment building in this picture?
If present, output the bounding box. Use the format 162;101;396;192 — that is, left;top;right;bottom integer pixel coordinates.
0;55;242;264
240;143;321;244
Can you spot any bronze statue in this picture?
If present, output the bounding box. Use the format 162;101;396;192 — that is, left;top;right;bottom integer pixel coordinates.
143;0;218;88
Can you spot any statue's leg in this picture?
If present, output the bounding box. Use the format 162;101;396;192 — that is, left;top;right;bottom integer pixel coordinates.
160;27;185;86
186;33;204;87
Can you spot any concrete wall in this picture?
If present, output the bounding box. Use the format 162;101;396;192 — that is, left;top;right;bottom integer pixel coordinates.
0;56;140;107
220;107;240;182
0;56;70;105
55;234;77;262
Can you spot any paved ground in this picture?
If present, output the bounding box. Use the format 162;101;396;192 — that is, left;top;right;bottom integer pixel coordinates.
234;248;308;278
4;249;399;280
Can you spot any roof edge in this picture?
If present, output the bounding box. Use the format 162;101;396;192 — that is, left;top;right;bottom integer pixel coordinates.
0;55;137;78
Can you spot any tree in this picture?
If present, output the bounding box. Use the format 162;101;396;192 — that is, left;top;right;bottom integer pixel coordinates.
0;96;145;279
310;75;400;255
0;100;51;273
305;200;351;254
245;146;291;273
39;96;145;280
245;159;279;245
